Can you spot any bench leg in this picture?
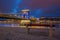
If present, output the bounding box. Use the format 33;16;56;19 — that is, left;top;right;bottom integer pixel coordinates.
49;27;53;39
26;26;30;34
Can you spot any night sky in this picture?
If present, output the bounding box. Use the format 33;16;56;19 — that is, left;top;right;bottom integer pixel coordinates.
0;0;60;18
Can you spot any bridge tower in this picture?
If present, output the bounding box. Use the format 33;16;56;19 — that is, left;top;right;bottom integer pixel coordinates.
21;9;30;19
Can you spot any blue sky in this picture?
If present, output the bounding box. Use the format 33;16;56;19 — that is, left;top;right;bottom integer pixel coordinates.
0;0;60;18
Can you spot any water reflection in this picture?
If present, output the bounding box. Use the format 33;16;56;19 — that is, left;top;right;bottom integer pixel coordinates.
0;23;19;27
0;22;60;28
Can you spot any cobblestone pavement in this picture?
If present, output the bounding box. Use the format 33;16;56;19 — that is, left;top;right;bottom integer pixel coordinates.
0;27;60;40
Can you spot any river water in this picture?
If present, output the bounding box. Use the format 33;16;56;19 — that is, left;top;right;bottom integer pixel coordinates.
0;23;20;27
0;23;60;28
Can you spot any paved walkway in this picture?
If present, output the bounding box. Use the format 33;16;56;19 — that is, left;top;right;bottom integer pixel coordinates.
0;27;60;40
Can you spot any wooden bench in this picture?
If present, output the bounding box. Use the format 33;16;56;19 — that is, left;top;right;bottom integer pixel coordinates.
26;23;55;31
25;23;55;37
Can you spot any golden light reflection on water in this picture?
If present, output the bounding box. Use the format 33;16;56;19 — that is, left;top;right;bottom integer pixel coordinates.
0;19;60;28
